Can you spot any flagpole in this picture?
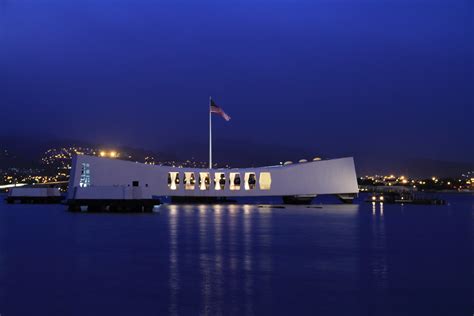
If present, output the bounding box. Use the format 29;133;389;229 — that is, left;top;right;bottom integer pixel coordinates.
209;96;212;169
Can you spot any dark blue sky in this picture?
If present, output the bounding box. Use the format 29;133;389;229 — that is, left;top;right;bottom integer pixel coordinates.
1;0;473;164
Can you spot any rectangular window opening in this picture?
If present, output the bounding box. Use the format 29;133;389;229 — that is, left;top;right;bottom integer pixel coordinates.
229;172;241;191
199;172;210;190
259;172;272;190
244;172;257;190
168;172;180;190
214;172;226;190
184;172;196;190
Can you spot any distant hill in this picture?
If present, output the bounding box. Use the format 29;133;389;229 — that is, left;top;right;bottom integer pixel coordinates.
0;137;177;169
0;136;472;178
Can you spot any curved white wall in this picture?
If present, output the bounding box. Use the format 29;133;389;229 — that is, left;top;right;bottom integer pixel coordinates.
68;155;359;199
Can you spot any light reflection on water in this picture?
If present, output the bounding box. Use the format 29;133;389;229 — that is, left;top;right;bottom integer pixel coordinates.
168;205;179;315
213;205;223;315
0;213;5;302
197;204;211;315
228;203;239;308
160;205;358;315
242;205;254;315
162;203;362;314
0;196;471;316
164;204;273;315
370;202;388;290
257;206;273;307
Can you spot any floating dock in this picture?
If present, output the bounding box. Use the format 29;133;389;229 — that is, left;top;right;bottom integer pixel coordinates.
5;187;63;204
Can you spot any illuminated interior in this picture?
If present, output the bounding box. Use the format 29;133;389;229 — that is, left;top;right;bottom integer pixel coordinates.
259;172;272;190
229;172;241;190
199;172;210;190
168;172;179;190
244;172;256;190
184;172;195;190
214;172;226;190
168;170;271;191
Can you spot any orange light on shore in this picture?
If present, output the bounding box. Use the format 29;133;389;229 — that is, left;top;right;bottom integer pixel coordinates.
98;150;119;158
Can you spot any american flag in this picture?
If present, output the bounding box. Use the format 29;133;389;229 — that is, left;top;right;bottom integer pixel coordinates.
210;99;231;121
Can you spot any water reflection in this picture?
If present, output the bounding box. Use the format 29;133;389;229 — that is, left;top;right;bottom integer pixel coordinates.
164;203;275;315
257;206;273;306
213;205;223;315
160;200;472;315
242;204;254;315
227;204;239;299
371;203;388;290
0;212;5;301
359;201;389;314
197;204;211;314
0;197;470;315
168;205;179;315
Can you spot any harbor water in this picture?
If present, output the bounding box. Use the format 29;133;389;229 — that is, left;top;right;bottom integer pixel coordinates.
0;194;472;315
